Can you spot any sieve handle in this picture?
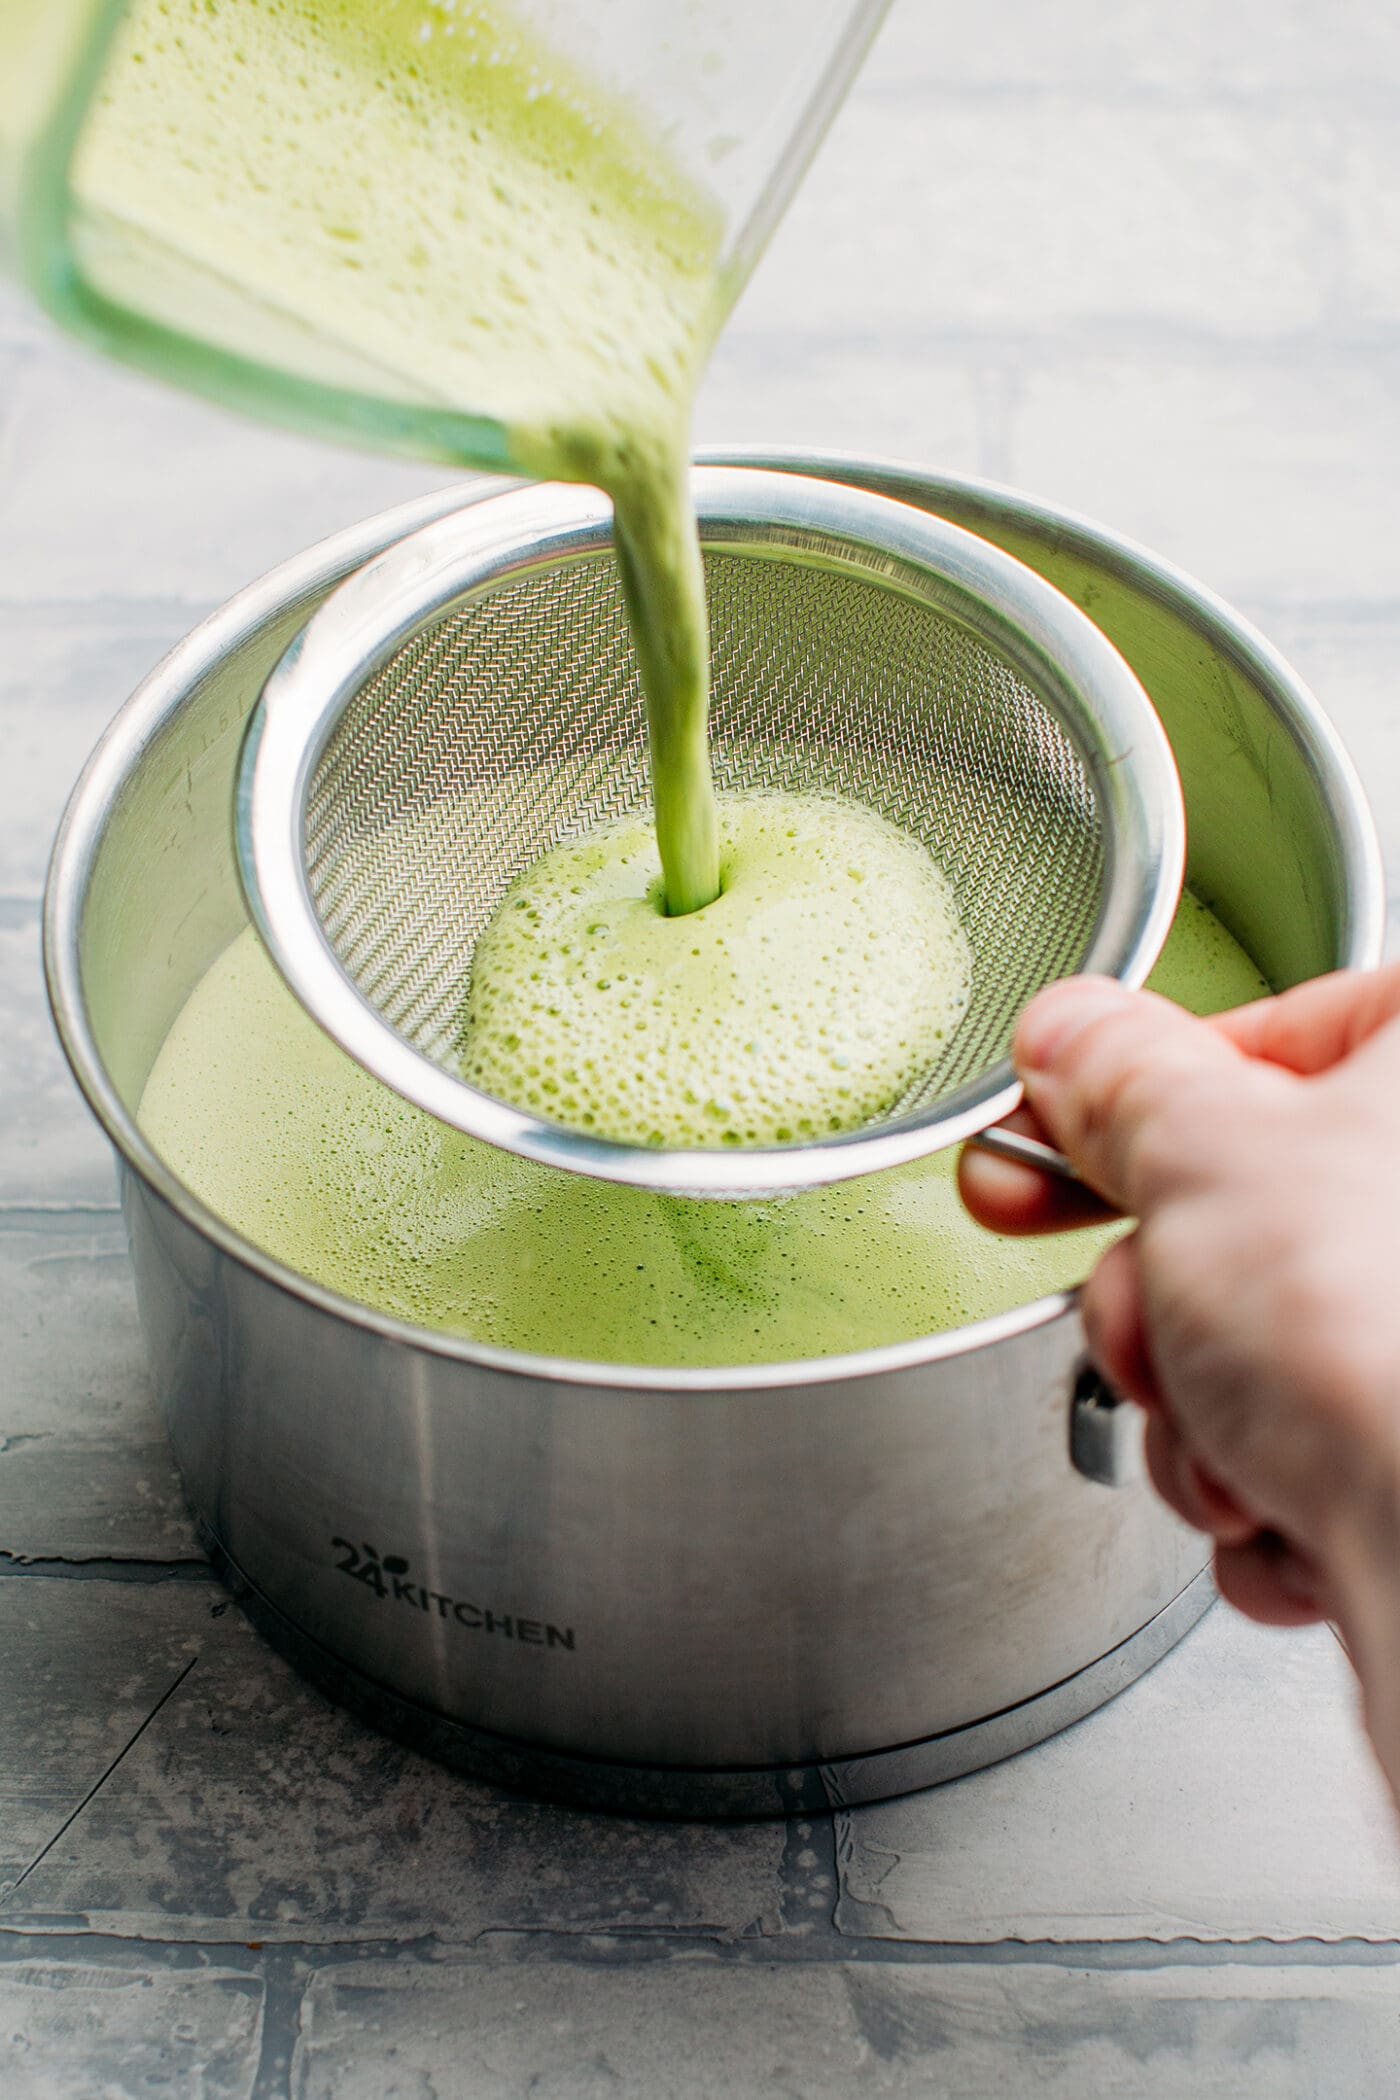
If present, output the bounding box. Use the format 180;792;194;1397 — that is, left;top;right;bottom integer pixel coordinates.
970;1126;1078;1181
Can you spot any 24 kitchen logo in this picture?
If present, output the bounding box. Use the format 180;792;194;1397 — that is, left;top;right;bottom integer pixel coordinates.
331;1537;576;1651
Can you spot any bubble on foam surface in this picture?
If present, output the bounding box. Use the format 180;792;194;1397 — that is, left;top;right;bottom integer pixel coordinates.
138;894;1268;1370
457;792;973;1149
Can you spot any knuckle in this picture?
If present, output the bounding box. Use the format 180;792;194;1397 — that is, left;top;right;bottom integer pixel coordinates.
1085;1064;1196;1204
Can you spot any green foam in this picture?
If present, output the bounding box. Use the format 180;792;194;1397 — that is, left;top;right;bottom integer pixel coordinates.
460;793;972;1148
138;889;1268;1368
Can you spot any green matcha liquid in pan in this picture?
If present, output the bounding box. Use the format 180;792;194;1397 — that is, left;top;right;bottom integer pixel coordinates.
141;895;1267;1369
5;0;890;922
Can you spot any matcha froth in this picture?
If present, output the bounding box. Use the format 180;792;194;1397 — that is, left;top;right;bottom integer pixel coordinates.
461;793;971;1148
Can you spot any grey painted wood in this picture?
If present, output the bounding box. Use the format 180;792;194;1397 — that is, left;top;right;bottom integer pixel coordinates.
0;1582;786;1946
2;1959;262;2100
0;613;198;901
3;0;1400;2091
1246;612;1400;948
0;1219;197;1563
854;0;1400;94
0;338;450;612
0;908;118;1208
288;1961;1400;2100
835;1610;1400;1944
718;105;1333;345
0;1583;199;1903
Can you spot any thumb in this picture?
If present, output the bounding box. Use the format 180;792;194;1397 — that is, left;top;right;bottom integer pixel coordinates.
1015;976;1262;1215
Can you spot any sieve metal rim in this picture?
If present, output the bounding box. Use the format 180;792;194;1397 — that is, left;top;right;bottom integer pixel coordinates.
237;467;1184;1196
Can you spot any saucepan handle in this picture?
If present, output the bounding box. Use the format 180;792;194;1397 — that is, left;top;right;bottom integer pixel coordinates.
1068;1354;1135;1488
969;1138;1135;1484
971;1125;1076;1180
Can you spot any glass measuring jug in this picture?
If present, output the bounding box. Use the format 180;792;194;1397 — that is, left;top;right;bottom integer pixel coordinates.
0;0;891;468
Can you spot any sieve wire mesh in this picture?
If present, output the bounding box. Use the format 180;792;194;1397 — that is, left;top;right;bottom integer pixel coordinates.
304;542;1105;1132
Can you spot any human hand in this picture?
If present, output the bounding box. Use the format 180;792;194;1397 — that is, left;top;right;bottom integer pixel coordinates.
959;965;1400;1804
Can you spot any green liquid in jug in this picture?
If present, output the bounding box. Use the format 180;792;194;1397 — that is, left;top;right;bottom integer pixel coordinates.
78;0;727;912
139;892;1267;1369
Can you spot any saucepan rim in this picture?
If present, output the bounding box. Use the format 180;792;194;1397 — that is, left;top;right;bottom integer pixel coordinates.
42;452;1385;1396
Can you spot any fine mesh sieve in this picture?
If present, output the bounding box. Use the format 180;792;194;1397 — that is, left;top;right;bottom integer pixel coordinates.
237;467;1184;1195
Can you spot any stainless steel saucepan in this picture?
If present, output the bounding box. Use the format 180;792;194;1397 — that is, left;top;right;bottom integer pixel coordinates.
44;454;1383;1815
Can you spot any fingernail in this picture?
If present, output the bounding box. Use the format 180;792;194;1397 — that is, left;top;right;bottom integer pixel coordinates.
1016;978;1136;1075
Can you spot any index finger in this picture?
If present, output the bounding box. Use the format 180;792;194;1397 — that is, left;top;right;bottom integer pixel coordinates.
958;1106;1121;1236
